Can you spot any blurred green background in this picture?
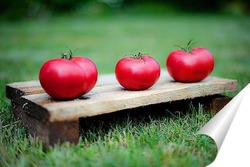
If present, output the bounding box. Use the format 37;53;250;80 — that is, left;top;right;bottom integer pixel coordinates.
0;0;249;20
0;0;249;89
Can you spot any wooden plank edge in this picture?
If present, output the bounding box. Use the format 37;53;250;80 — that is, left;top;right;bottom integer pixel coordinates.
6;81;43;102
6;84;25;101
19;96;51;122
12;101;79;148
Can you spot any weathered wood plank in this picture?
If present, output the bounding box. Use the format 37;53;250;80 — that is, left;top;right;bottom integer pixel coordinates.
7;70;237;122
12;101;79;148
12;101;50;144
46;78;237;122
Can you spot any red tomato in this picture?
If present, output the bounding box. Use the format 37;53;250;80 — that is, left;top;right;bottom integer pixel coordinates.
166;46;214;83
115;53;161;90
39;54;98;100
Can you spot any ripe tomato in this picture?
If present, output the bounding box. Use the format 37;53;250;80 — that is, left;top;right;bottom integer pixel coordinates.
115;52;161;90
166;41;214;82
39;53;98;100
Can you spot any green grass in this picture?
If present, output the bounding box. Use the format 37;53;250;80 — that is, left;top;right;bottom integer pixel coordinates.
1;105;216;167
1;13;250;166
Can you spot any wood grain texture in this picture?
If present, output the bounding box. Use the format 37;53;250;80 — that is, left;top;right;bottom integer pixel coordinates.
6;70;238;122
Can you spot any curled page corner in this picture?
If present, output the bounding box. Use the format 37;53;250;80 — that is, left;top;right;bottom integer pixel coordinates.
197;83;250;166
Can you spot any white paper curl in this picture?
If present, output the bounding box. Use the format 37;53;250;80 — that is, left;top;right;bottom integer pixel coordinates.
198;84;250;166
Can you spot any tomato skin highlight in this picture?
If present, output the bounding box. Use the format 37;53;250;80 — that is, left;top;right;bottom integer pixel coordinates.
115;55;161;90
166;47;214;82
71;56;98;94
39;56;98;100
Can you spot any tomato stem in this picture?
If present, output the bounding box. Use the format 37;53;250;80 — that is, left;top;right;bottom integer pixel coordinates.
61;52;68;59
69;49;73;59
177;39;197;53
133;52;143;59
61;49;73;60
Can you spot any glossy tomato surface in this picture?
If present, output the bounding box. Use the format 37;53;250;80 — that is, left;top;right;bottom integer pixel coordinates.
115;54;160;90
166;47;214;82
71;56;98;94
39;56;98;100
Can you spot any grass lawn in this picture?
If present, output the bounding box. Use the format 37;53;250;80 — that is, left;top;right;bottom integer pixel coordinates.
0;12;250;166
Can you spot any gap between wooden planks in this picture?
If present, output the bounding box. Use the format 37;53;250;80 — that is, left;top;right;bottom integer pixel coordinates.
6;70;238;123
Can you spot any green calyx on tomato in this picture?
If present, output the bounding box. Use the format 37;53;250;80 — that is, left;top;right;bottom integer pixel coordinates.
131;52;147;64
61;49;74;60
176;39;197;53
132;51;144;59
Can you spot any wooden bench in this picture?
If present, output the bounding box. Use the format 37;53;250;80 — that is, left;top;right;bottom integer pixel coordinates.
6;70;237;147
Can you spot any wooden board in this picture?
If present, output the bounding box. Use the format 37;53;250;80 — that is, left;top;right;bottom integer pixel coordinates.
6;70;238;147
